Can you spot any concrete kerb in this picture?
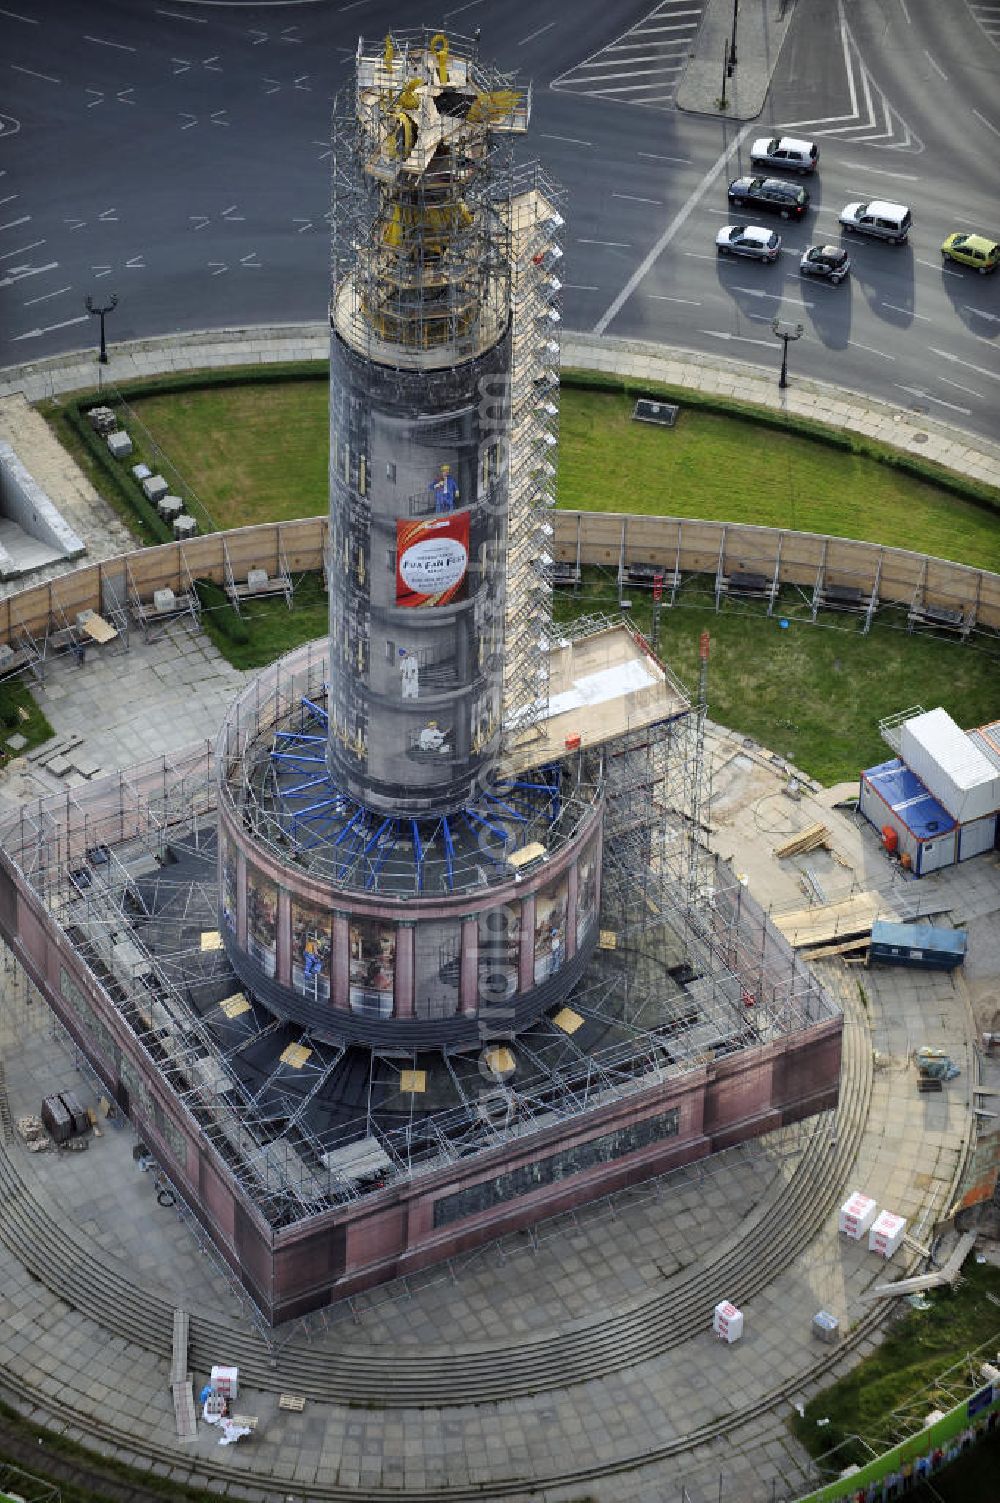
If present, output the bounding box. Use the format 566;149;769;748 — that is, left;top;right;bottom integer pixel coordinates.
2;322;998;493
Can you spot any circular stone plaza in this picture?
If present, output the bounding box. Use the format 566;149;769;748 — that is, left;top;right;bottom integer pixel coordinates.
0;27;999;1503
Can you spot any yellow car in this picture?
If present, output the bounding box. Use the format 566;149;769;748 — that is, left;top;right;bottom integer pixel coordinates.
940;232;999;273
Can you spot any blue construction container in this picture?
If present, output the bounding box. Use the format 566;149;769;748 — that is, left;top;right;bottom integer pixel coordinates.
859;759;957;875
869;920;967;971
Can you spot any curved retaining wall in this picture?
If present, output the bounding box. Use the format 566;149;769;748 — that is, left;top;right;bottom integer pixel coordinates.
0;512;997;647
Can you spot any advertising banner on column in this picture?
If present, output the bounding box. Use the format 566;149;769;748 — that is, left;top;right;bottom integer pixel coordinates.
396;512;470;608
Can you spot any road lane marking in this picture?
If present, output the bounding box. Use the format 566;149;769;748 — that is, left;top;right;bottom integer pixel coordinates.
0;8;39;21
729;285;817;308
840;161;918;180
10;64;60;83
638;152;693;164
13;314;89;341
612;193;664;205
0;216;30;232
0;261;57;287
896;384;970;414
85;35;137;52
881;302;930;320
963;306;1000;323
937;375;981;398
156;9;208;21
23;284;70;305
0;239;44;261
898;0;911;20
644;294;702;305
848;340;895;360
928;347;1000;382
595;123;755;334
915;257;961;278
700;331;779;349
564;284;599;291
923;50;947;80
541;134;593;147
519;21;556;45
577;239;632;248
971;108;1000;138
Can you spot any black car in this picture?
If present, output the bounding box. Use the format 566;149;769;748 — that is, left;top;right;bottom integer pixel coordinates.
799;244;851;284
727;176;809;221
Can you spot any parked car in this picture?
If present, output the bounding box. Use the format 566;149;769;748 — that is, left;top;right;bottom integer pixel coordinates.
940;232;999;274
728;176;809;221
716;225;782;263
799;244;851;283
838;200;911;244
749;135;819;174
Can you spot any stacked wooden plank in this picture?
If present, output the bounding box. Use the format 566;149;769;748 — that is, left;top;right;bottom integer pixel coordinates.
773;823;831;859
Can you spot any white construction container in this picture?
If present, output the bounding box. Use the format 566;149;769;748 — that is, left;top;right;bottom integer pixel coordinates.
957;813;998;861
839;1191;877;1240
899;708;1000;823
713;1300;743;1343
868;1210;906;1258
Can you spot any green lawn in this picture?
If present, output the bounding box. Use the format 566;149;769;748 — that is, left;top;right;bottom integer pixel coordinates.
122;380;1000;570
0;679;53;762
558;389;1000;570
125;382;329;531
791;1258;1000;1470
199;572;329;672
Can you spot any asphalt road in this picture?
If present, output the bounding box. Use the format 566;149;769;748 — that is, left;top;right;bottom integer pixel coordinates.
1;0;998;440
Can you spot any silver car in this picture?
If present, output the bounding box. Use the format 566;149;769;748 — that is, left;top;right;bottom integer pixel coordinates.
716;224;781;263
749;135;819;175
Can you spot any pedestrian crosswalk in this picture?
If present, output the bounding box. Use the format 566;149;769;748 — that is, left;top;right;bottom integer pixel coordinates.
551;0;705;111
968;2;1000;49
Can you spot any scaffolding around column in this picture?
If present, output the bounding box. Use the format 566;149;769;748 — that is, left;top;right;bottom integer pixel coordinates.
502;162;565;755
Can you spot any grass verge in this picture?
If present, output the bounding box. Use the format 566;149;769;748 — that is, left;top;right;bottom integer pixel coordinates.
556;573;1000;785
790;1258;1000;1471
557;384;1000;569
60;373;1000;570
0;679;54;764
197;571;328;671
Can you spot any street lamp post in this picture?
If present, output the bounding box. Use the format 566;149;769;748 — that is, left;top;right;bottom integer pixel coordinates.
730;0;739;69
85;292;118;365
771;317;803;389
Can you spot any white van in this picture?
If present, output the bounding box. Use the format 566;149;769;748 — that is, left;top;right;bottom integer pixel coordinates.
839;200;912;244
